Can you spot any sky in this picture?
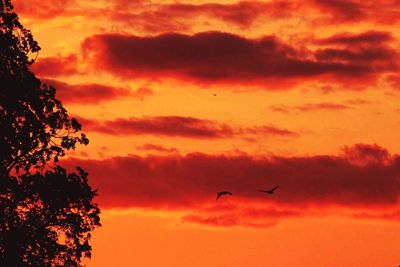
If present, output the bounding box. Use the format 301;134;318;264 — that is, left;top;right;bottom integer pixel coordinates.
13;0;400;266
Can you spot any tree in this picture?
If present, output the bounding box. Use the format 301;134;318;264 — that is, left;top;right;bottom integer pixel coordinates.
0;1;100;266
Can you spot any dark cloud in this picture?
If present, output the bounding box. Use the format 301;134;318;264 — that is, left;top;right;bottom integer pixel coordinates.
82;31;388;86
81;116;234;139
41;79;131;104
311;0;400;25
30;55;80;77
342;143;391;165
63;144;400;211
315;47;396;63
314;31;397;74
312;0;365;22
111;1;297;32
316;31;393;45
78;116;297;139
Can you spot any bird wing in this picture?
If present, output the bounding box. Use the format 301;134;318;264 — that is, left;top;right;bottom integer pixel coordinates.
271;185;279;191
216;191;232;200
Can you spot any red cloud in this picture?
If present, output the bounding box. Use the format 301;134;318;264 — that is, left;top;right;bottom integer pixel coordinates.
13;0;77;20
314;31;397;73
63;144;400;211
182;213;278;228
81;116;234;138
30;54;80;77
112;0;148;7
111;1;297;32
242;126;298;136
312;0;365;22
82;31;395;87
136;144;179;154
295;103;350;112
41;79;132;104
386;74;400;90
131;87;153;100
182;204;301;228
311;0;400;25
316;31;393;45
315;47;395;63
78;116;297;139
342;143;390;165
271;102;350;113
61;144;400;227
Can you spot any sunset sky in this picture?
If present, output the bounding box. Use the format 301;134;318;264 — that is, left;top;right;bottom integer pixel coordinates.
13;0;400;266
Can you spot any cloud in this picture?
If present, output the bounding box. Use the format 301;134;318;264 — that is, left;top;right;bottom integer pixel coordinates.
342;143;391;166
82;31;396;87
316;31;393;45
271;102;350;113
314;31;397;75
60;143;400;227
293;102;350;112
110;1;297;32
112;0;149;8
41;79;131;104
63;144;400;211
131;87;154;100
136;144;179;154
311;0;400;25
242;126;298;136
30;54;80;77
78;116;297;139
352;209;400;221
182;205;301;228
182;213;277;228
315;47;395;63
13;0;78;20
312;0;366;22
80;116;234;139
386;74;400;90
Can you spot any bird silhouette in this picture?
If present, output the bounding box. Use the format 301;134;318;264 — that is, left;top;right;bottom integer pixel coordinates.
216;191;232;200
259;185;279;195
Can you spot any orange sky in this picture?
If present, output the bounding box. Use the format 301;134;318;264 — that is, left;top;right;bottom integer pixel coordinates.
13;0;400;266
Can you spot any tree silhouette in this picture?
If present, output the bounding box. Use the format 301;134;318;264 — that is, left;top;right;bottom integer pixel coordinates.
0;1;100;266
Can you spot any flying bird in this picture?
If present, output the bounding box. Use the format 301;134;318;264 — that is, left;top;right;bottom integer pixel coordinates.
259;185;279;195
216;191;232;200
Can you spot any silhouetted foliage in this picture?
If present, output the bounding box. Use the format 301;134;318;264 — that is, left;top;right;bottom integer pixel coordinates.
0;1;100;266
0;167;100;266
0;0;88;174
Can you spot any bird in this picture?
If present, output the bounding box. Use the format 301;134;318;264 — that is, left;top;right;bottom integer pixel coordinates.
216;191;232;200
259;185;279;195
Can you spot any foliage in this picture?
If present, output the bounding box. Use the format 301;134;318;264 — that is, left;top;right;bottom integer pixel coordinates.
0;1;100;266
0;167;100;266
0;0;88;175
